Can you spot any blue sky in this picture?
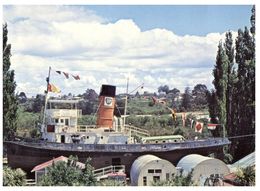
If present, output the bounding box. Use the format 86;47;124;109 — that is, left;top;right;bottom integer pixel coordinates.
3;5;254;96
88;5;252;36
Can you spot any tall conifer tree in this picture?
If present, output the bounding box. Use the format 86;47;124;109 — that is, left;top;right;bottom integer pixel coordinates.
3;24;18;140
212;42;228;137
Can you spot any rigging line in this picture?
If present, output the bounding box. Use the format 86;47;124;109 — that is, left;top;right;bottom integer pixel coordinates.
92;100;102;121
115;104;123;117
227;134;255;139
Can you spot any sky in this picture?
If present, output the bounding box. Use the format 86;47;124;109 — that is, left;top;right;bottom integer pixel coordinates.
3;5;253;97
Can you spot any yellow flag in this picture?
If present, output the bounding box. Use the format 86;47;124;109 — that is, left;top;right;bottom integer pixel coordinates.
48;84;61;93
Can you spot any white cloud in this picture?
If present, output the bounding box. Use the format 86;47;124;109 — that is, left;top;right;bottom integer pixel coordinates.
4;5;234;96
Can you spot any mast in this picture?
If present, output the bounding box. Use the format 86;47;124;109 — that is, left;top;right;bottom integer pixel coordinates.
41;66;51;133
123;77;129;128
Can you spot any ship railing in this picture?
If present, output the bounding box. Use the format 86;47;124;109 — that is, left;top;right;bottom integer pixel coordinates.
55;126;78;133
124;125;150;137
77;125;98;132
45;109;82;118
93;165;125;179
26;179;36;186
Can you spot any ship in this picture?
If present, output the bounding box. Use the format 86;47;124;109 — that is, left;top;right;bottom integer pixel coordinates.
4;68;230;176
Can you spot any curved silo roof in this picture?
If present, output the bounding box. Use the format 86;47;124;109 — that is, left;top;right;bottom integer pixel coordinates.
177;154;212;173
130;155;160;185
130;154;176;186
177;154;230;185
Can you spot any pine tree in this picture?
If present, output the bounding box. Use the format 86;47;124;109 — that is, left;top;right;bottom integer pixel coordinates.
212;42;228;137
3;24;18;140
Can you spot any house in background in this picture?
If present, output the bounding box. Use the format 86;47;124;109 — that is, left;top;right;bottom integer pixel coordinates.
31;156;85;183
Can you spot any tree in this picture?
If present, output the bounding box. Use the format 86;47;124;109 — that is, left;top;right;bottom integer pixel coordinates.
17;92;27;103
79;158;96;186
234;26;255;160
3;166;27;186
212;42;228;137
235;166;255;186
39;156;97;186
3;24;18;140
158;85;169;94
224;31;235;137
32;94;45;113
207;90;220;137
210;6;255;161
181;87;192;111
192;84;208;108
250;5;255;36
83;89;98;101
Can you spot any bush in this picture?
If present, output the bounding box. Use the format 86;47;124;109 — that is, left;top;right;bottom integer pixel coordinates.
3;166;27;186
38;156;97;186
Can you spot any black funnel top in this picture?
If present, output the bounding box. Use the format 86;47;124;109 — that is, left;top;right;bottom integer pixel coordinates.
99;85;116;97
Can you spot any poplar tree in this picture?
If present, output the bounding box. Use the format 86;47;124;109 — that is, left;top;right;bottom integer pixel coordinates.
3;24;18;140
224;31;235;137
212;42;228;137
234;26;255;159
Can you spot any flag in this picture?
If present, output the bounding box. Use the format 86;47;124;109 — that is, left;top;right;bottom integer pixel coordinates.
72;74;80;80
48;84;61;93
190;119;194;128
182;113;186;127
207;124;218;130
152;96;157;104
195;122;204;133
171;109;177;121
56;71;61;74
63;72;69;79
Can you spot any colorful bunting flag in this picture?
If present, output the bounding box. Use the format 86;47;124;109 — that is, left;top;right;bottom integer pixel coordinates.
72;74;80;80
63;72;69;79
171;109;177;121
56;70;80;80
48;84;61;93
190;119;194;129
195;122;204;133
182;112;186;127
207;123;218;130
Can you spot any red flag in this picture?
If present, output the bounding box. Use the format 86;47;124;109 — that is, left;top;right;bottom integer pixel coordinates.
195;122;204;133
207;124;218;130
63;72;69;79
72;74;80;80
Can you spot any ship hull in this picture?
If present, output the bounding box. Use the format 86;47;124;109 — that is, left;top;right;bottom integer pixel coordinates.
5;138;230;176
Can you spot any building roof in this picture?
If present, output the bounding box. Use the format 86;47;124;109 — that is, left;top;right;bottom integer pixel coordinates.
228;152;255;172
31;156;85;172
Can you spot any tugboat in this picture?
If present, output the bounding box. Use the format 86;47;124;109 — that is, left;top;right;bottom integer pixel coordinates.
5;69;230;176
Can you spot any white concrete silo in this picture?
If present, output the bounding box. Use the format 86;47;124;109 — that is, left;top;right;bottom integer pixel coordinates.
177;154;230;185
130;154;176;186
